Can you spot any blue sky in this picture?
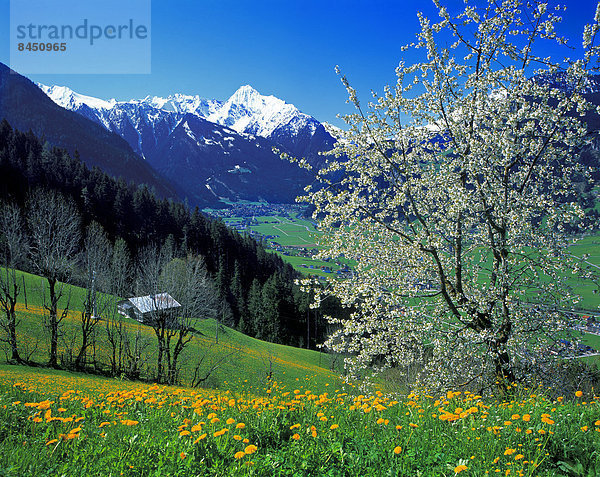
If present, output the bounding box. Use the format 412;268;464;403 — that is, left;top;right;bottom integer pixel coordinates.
1;0;599;127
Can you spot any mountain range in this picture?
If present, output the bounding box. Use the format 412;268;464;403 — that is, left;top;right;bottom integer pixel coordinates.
38;82;335;205
0;62;177;199
6;63;598;210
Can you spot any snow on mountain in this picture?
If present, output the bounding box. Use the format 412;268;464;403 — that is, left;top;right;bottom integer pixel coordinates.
533;71;600;94
139;93;222;117
39;84;116;111
37;82;336;204
208;84;313;137
39;82;322;144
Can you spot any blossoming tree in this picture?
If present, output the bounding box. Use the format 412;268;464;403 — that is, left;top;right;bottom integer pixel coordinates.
301;0;600;391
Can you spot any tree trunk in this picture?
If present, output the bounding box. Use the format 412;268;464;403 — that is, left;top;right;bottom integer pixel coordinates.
491;320;515;390
75;317;88;368
8;304;20;363
48;277;59;368
156;339;164;382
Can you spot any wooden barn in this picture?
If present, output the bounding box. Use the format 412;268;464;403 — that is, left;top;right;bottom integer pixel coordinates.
117;293;181;324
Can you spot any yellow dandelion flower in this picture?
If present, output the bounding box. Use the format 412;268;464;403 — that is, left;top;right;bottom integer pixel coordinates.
45;439;58;446
193;433;207;444
99;422;111;428
292;433;300;440
330;424;339;430
393;446;402;455
511;414;520;420
226;418;235;425
120;420;138;426
522;414;530;422
180;452;186;460
191;424;203;432
454;464;468;473
37;400;52;410
581;426;588;432
504;448;516;456
575;391;583;398
541;417;554;425
235;451;246;459
515;454;524;460
244;444;257;455
409;423;418;428
233;435;242;441
180;430;190;437
236;423;245;429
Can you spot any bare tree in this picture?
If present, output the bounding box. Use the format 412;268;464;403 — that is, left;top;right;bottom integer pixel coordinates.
162;256;218;384
75;221;112;368
137;246;217;384
0;201;29;363
105;310;126;376
135;245;170;382
105;238;132;376
111;238;132;297
27;189;80;367
122;325;151;380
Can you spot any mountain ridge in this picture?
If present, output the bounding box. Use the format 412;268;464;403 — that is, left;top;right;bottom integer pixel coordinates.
0;62;178;200
39;81;335;205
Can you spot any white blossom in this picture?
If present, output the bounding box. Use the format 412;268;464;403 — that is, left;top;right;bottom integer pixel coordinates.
299;0;600;393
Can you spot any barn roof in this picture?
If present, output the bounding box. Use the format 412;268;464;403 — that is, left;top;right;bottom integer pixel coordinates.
124;293;181;314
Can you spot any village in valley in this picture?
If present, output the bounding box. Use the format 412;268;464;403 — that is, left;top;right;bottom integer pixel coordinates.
205;202;354;279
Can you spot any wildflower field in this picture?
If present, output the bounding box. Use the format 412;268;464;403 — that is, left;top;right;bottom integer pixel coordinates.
0;365;599;476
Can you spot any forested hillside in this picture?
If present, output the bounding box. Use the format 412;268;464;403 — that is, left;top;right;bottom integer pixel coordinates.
0;120;330;349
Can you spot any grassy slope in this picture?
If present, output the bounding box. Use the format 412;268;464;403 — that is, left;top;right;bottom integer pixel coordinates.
1;268;341;390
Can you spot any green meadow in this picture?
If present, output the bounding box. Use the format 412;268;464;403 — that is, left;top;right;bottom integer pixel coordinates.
0;365;599;476
1;269;340;390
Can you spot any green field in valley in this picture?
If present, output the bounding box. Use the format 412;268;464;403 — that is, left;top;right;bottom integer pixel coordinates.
219;214;348;278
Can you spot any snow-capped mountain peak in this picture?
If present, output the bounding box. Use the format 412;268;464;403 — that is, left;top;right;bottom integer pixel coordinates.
228;84;287;113
39;84;116;110
138;93;222;117
206;84;310;137
39;82;320;140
